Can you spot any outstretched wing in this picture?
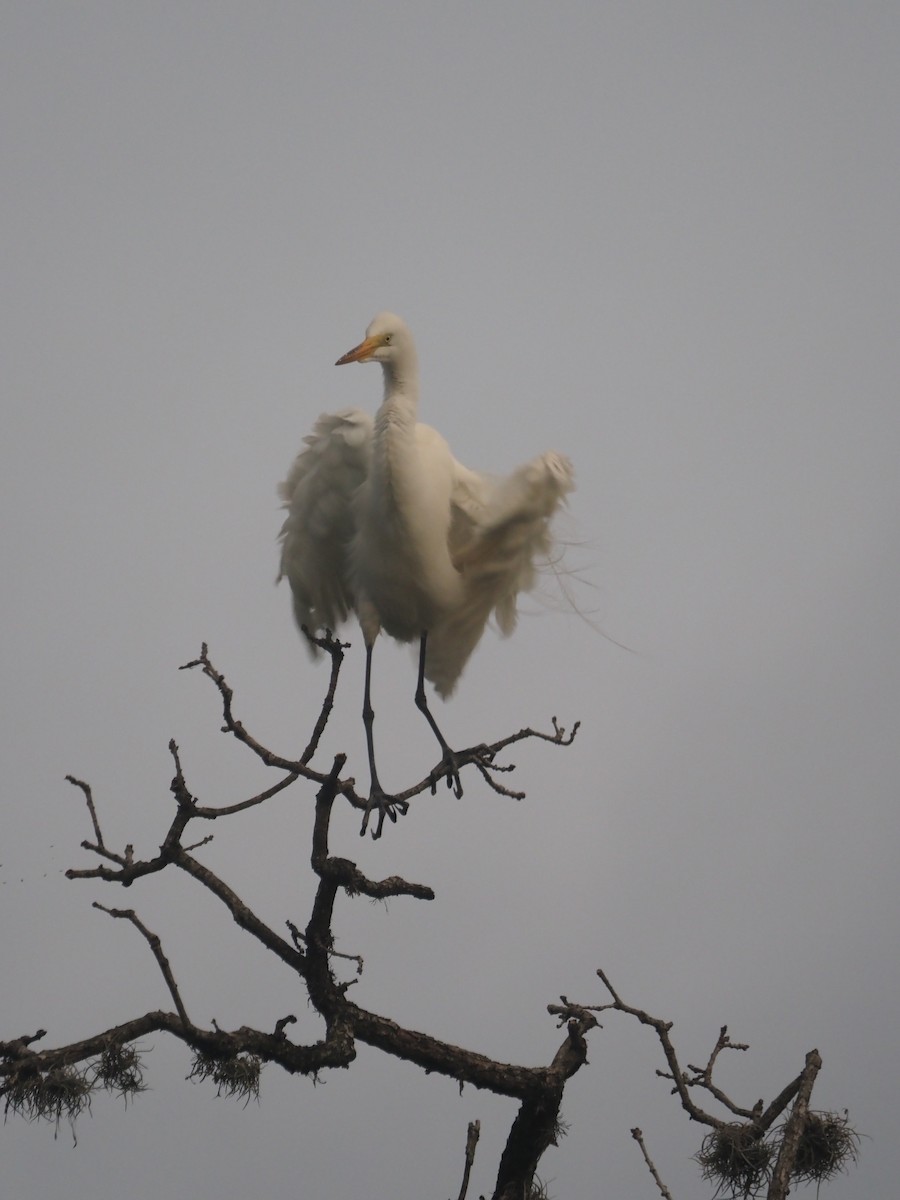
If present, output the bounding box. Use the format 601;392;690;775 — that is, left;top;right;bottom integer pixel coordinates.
455;450;575;631
426;451;575;695
277;408;373;643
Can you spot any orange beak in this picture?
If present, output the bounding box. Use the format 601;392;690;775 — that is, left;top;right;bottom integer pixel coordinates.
335;334;381;366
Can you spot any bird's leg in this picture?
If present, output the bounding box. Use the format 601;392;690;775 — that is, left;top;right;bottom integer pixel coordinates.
414;633;464;799
360;640;409;838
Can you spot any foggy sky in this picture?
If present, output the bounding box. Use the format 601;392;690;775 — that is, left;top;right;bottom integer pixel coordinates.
2;4;899;1198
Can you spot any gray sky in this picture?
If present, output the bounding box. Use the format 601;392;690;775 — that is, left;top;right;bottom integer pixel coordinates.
3;3;898;1197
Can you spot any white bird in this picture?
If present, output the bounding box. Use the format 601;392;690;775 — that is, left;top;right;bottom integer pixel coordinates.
278;312;574;835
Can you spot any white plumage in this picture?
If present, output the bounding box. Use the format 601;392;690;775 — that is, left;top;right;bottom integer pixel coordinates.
278;312;573;832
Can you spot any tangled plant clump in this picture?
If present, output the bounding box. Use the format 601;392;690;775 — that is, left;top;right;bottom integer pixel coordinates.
695;1123;773;1198
187;1051;262;1105
791;1110;861;1186
3;1064;93;1136
92;1043;146;1103
694;1109;861;1199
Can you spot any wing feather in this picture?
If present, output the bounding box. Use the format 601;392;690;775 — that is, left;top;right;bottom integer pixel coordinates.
426;451;575;696
277;409;372;646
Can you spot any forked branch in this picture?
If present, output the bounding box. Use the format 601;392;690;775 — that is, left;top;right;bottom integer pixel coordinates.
7;645;586;1200
176;643;577;833
552;969;858;1199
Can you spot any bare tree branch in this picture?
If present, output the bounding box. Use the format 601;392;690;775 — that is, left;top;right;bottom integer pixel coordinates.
454;1119;481;1200
591;970;724;1128
92;905;192;1028
64;776;104;847
631;1127;674;1200
179;643;578;828
5;646;857;1199
767;1049;821;1200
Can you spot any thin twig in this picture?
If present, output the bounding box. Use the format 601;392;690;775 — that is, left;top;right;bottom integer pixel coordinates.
93;904;192;1028
193;772;301;818
455;1118;481;1200
180;644;323;778
594;971;723;1128
631;1127;674;1200
299;626;348;764
287;918;363;976
684;1026;755;1120
65;775;106;849
180;642;579;831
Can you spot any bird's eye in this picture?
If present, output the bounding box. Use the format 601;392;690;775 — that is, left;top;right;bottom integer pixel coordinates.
383;333;392;344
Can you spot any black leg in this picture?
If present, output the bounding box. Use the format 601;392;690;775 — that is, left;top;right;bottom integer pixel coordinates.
360;639;409;838
414;632;463;798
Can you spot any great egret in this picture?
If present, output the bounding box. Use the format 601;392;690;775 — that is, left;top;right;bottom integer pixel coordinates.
278;312;573;835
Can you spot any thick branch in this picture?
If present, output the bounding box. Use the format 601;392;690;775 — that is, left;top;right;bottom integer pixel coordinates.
170;847;306;974
492;1014;593;1200
0;1011;354;1085
767;1049;822;1200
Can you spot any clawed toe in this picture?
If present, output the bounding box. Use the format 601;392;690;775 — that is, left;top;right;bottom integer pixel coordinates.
361;787;410;839
429;750;463;798
429;743;501;799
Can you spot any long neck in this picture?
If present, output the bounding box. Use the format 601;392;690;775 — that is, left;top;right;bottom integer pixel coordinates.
370;353;422;518
374;350;420;439
380;345;419;409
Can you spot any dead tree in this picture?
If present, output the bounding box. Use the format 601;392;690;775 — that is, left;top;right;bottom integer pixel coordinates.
0;639;858;1199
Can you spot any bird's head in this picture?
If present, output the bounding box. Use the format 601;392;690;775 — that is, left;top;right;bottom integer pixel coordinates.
335;312;414;369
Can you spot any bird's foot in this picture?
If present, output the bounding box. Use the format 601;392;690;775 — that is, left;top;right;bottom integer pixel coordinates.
429;743;501;800
428;749;464;799
360;785;410;840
